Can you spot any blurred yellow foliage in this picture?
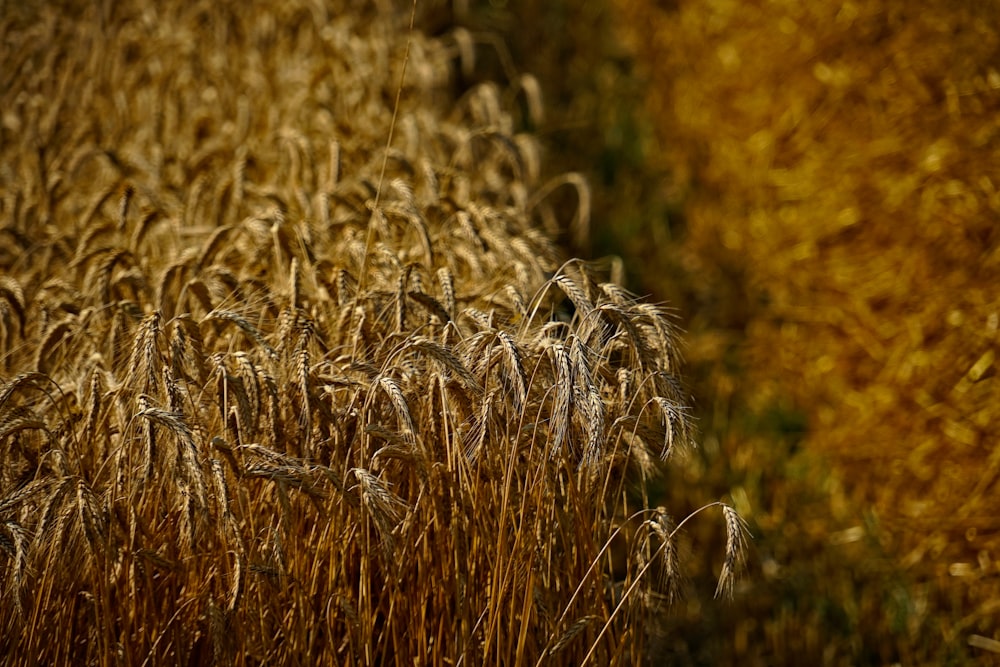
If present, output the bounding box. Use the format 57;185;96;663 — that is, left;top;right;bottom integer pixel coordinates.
610;0;1000;661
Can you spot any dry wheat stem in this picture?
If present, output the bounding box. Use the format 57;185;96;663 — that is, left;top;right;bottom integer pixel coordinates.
0;0;742;662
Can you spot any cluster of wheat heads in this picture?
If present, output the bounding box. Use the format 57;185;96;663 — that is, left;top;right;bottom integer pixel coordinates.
0;0;745;664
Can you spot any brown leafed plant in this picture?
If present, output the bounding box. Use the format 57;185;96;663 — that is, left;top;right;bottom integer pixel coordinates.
0;1;743;664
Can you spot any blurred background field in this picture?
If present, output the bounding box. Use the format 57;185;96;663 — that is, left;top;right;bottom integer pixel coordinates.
462;0;1000;663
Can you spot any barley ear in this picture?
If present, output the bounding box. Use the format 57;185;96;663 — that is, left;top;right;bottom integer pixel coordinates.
715;504;750;599
548;616;597;656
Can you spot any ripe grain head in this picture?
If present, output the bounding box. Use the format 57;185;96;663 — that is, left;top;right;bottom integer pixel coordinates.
0;1;738;663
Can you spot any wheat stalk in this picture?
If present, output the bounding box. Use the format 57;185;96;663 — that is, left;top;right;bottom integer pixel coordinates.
0;1;744;663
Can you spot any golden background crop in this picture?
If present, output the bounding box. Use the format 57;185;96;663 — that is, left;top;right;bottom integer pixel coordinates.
468;0;1000;662
588;0;1000;664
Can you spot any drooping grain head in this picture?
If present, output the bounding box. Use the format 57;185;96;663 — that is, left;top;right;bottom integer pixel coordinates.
0;1;738;664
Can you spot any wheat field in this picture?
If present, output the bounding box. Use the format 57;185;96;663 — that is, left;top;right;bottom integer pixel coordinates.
0;1;743;664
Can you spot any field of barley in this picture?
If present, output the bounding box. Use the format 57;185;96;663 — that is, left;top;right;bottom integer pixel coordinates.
479;0;1000;664
10;0;999;664
0;1;751;665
